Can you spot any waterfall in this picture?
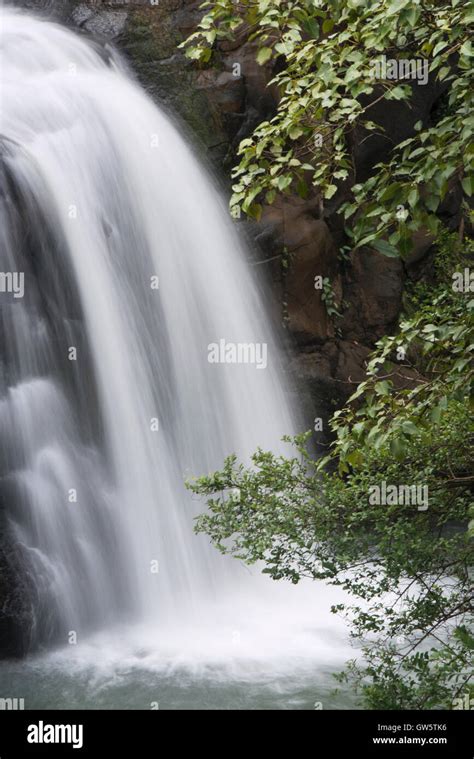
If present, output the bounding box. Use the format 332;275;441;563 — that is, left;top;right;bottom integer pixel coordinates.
0;7;298;651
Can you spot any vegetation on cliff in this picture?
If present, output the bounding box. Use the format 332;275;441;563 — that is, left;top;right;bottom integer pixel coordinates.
184;1;474;708
182;0;472;250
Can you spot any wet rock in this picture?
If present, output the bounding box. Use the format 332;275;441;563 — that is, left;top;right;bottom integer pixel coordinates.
70;4;94;27
341;249;404;343
75;7;128;38
0;529;34;659
280;208;340;343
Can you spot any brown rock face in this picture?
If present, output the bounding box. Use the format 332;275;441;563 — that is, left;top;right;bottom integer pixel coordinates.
341;248;404;343
195;70;245;115
262;200;341;343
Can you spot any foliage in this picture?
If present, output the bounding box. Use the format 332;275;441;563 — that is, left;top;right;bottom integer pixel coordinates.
182;0;473;253
187;234;474;708
328;295;473;474
321;276;343;321
404;226;473;311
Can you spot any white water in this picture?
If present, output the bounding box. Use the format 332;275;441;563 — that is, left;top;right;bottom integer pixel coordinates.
0;8;353;706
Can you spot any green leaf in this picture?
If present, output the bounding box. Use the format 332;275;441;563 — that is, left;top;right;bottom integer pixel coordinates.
324;184;338;199
375;381;390;396
386;86;410;101
454;626;474;649
247;202;262;221
322;19;335;34
371;239;400;258
402;421;419;436
288;125;304;140
430;405;442;424
461;176;473;197
256;47;273;65
425;195;440;212
277;175;293;191
390;436;405;458
408;188;419;208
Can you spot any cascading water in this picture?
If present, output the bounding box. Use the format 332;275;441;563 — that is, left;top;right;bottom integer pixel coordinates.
0;7;353;708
